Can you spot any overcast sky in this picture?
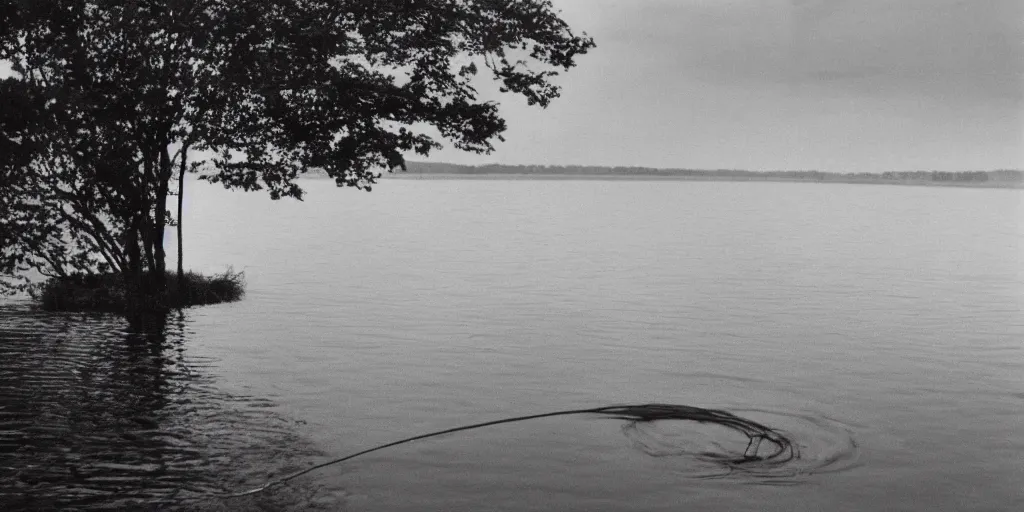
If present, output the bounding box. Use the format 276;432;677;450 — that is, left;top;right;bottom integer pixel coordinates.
426;0;1023;172
2;1;1019;172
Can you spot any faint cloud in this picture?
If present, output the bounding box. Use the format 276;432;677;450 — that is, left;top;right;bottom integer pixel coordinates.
784;0;1023;102
576;0;1021;105
791;0;853;23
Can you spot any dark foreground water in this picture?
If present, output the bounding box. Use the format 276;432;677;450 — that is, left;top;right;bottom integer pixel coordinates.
2;180;1022;511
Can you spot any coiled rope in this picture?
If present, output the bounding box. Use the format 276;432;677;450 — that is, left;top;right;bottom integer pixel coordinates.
222;403;794;498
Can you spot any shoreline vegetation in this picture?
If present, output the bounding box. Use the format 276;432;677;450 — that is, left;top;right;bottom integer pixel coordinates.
31;270;245;313
359;163;1024;189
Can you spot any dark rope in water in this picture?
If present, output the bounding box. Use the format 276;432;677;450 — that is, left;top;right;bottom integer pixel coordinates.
222;403;794;499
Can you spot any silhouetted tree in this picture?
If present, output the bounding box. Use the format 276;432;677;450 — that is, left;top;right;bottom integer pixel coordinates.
0;0;595;306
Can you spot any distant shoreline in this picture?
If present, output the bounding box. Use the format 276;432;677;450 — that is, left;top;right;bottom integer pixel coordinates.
379;173;1023;189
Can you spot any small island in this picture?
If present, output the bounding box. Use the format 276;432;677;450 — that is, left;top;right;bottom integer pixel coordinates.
31;270;245;313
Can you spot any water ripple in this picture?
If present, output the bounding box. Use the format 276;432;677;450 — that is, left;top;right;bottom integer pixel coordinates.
0;305;320;511
621;407;861;482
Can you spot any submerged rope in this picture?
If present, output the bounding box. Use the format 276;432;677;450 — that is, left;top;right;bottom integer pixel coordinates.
222;403;794;498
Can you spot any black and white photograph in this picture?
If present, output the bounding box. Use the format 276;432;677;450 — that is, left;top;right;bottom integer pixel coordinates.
1;1;1021;510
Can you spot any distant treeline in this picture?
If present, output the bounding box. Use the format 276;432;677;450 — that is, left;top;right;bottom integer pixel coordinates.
396;162;1023;185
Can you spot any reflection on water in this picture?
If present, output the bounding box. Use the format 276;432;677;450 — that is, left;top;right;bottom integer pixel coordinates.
0;305;319;511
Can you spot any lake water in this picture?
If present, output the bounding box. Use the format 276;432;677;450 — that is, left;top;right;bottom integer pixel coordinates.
2;179;1022;511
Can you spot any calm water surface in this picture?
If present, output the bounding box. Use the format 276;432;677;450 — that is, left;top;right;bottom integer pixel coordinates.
2;179;1022;511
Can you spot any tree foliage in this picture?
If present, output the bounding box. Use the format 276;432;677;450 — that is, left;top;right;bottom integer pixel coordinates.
0;0;594;298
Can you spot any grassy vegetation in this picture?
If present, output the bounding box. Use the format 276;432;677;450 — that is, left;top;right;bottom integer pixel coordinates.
31;269;245;313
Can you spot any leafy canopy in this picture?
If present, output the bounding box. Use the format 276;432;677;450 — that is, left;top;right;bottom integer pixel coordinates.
3;0;594;195
0;0;594;293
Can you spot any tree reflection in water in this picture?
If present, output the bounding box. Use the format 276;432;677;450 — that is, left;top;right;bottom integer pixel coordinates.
0;305;319;510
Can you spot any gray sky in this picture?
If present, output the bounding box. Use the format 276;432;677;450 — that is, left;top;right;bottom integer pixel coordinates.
426;0;1023;172
3;1;1019;172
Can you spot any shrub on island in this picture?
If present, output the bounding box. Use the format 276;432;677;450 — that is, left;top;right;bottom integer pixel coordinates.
31;269;245;313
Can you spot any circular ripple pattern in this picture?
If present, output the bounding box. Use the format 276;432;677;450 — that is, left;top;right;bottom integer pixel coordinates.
731;408;862;479
621;407;860;482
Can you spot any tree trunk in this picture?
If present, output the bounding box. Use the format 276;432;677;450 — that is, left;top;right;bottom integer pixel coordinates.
141;153;156;280
153;146;171;291
176;145;188;296
124;216;143;317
